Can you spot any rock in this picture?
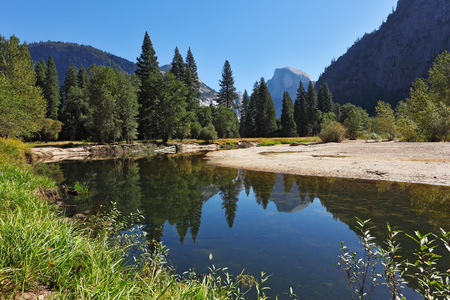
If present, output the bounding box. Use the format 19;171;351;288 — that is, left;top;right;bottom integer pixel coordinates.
316;0;450;113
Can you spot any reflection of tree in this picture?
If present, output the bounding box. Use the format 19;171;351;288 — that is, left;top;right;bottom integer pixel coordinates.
219;178;241;228
139;154;221;244
283;174;295;194
243;171;277;209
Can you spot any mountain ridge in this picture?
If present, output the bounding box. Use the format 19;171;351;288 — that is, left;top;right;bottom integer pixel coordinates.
316;0;450;113
27;41;218;104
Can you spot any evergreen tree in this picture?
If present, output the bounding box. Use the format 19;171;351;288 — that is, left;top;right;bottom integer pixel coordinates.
305;81;319;135
35;58;47;91
280;91;297;137
60;85;88;141
255;78;277;137
218;60;237;108
63;63;78;103
294;81;308;136
44;56;61;120
239;90;250;137
244;82;260;138
184;47;200;111
317;82;333;114
135;32;161;139
0;35;46;138
158;72;188;143
77;65;89;89
135;31;159;81
170;47;185;82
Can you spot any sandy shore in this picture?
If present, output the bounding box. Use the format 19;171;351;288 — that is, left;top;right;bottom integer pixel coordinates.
205;140;450;186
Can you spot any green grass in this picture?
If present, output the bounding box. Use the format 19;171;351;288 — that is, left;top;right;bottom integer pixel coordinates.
0;137;275;299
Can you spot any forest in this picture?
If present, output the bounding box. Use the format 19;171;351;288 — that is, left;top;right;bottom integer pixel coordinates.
1;33;449;143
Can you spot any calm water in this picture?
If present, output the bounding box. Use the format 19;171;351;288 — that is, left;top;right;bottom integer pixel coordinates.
47;154;450;299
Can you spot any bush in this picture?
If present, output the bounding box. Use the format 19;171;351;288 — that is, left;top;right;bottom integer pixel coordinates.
198;123;218;142
319;121;346;142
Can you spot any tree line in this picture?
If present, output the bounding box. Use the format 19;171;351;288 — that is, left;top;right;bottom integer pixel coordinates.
1;33;448;142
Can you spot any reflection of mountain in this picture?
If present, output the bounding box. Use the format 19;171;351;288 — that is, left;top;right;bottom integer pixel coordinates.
269;174;313;213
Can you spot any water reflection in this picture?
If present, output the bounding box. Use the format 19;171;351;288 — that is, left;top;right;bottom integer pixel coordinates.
52;154;449;299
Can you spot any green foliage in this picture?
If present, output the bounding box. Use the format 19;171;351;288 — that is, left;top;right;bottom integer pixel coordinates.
60;85;88;141
317;82;333;114
38;118;63;142
158;72;188;143
294;81;308;137
135;31;159;82
395;101;419;142
0;35;46;138
184;47;201;112
405;51;450;141
319;112;346;143
62;62;78;102
212;105;240;138
343;105;370;139
280;91;297;137
44;56;61;120
339;218;450;300
170;46;185;82
254;78;277;137
218;60;238;108
35;58;47;90
306;81;320;136
374;100;396;140
198;123;218;141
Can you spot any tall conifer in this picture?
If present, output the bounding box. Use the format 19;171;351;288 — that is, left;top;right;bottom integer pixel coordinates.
135;32;161;139
280;91;297;137
218;60;237;108
255;78;277;137
44;56;61;120
294;81;308;136
63;63;77;103
170;47;185;81
306;81;318;135
318;82;333;114
184;48;200;111
35;58;47;91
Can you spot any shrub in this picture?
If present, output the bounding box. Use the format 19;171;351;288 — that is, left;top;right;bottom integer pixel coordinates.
198;123;218;142
319;121;346;142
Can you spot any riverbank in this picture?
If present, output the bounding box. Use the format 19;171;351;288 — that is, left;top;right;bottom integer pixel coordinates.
0;138;258;299
205;140;450;186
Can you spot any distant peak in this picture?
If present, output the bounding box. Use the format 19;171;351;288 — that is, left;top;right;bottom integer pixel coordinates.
274;67;312;79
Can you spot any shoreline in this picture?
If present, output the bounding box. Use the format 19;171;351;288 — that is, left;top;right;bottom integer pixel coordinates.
205;140;450;186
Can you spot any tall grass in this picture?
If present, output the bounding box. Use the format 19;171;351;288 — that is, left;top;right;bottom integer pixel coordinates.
0;138;276;299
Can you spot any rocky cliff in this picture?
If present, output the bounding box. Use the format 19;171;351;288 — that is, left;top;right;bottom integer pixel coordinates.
316;0;450;113
267;67;312;117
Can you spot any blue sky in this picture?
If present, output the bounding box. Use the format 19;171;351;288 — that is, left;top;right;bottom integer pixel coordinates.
1;0;398;92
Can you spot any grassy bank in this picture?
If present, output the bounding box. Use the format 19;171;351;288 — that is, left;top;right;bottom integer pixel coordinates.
0;138;268;299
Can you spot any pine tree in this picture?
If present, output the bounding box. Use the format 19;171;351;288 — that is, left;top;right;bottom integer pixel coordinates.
170;47;185;82
135;32;161;139
77;65;89;89
184;47;200;111
44;56;61;120
305;81;318;136
63;63;77;103
35;58;47;91
255;78;277;137
239;90;250;137
116;73;140;143
294;81;308;136
318;82;333;114
280;91;297;137
218;60;237;108
135;31;159;81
